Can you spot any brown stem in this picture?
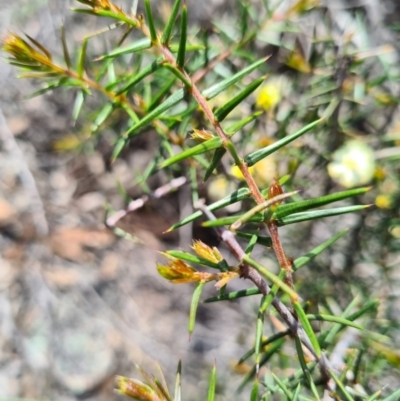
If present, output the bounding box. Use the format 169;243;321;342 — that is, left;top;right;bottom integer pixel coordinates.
267;221;294;289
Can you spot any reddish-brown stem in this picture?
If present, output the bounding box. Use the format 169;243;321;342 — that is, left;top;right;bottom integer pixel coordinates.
268;221;294;289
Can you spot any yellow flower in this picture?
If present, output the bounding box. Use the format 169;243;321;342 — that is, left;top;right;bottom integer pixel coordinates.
230;165;255;180
252;156;278;188
390;226;400;238
256;82;281;111
375;195;392;209
327;140;375;188
207;175;241;213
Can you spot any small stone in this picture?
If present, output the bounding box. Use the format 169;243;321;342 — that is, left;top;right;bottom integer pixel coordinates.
0;198;17;226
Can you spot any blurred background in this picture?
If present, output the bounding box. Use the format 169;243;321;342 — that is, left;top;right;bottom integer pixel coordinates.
0;0;400;400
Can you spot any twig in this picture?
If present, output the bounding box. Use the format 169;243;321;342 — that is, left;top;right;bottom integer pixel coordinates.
105;176;187;227
195;200;334;389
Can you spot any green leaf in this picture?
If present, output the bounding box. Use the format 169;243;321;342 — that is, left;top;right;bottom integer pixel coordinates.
293;301;321;357
225;111;263;134
306;314;363;330
273;187;371;220
382;388;400;401
165;250;220;269
250;379;259;401
91;102;114;132
77;38;88;78
321;299;379;347
72;7;138;26
365;389;382;401
242;255;298;300
161;0;182;44
169;43;205;52
154;378;173;401
61;25;71;69
121;102;140;124
125;89;185;138
294;336;310;381
277;205;370;226
27;79;68;98
202;213;264;227
214;76;265;122
96;10;137;26
293;229;348;271
177;5;187;68
230;191;298;232
207;364;217;401
72;90;85;123
237;231;272;247
292;384;301;401
271;372;293;399
329;370;355;401
163;63;192;88
244;233;259;254
25;34;52;59
189;281;206;336
203;148;227;181
174;360;182;401
160;137;223;168
71;8;96;15
238;330;290;364
204;287;260;303
238;338;285;392
115;58;164;95
202;57;269;100
147;76;177;111
306;370;320;401
97;38;152;60
111;137;128;162
144;0;157;42
245;119;322;167
167;188;251;231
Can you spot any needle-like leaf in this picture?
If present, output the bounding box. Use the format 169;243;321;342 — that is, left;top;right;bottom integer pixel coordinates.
207;364;217;401
165;250;220;269
161;0;182;44
293;229;348;271
306;314;363;330
174;360;182;401
97;38;152;60
293;301;321;357
115;57;164;95
160;137;223;168
273;187;371;220
177;4;187;68
245;119;322;166
214;76;266;122
125;89;186;138
60;25;71;69
144;0;157;43
202;57;269;100
188;281;206;336
77;38;88;78
277;205;371;226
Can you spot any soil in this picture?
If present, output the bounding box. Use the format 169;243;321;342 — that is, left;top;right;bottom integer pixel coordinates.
1;1;400;400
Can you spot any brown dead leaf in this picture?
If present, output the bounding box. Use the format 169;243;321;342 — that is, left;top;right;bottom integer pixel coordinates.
50;227;116;262
0;198;17;226
99;253;120;281
43;267;81;288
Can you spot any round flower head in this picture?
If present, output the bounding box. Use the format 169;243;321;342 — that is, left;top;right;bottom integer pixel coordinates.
327;140;375;188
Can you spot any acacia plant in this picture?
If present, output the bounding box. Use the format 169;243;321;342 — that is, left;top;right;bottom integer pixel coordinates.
3;0;400;400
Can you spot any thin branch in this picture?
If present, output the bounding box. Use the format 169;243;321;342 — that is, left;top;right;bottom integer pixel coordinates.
195;200;334;390
105;176;187;227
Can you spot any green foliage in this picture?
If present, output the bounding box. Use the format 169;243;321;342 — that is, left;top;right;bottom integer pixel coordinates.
3;0;400;399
